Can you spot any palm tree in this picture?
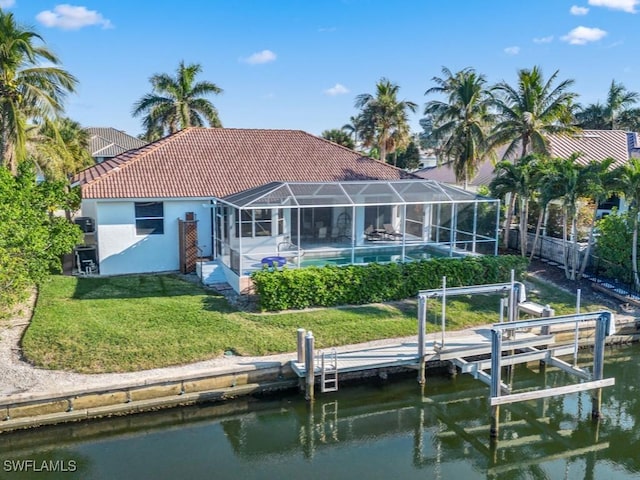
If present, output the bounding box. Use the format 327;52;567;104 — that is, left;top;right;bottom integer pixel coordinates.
577;158;616;279
354;78;417;165
527;156;557;261
491;66;577;160
616;158;640;289
490;156;537;256
0;10;77;173
576;80;639;130
605;80;639;130
424;67;496;189
342;115;362;144
321;128;355;149
574;103;609;129
545;156;587;280
29;117;93;181
132;61;223;140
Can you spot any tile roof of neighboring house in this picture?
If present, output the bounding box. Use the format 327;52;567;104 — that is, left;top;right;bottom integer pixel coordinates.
72;128;413;199
416;129;633;187
548;130;629;169
86;127;148;158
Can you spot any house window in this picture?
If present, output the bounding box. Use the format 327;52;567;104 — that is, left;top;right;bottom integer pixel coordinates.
135;202;164;235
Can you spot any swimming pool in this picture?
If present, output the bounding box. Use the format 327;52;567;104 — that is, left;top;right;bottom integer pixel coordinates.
299;246;457;268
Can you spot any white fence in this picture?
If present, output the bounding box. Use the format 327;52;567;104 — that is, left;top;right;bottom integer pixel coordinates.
507;229;589;267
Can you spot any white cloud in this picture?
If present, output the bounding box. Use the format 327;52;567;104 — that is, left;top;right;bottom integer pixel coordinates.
533;35;554;43
588;0;639;12
561;26;607;44
0;0;15;8
36;4;113;30
570;5;590;14
323;83;349;96
504;46;520;55
240;49;277;65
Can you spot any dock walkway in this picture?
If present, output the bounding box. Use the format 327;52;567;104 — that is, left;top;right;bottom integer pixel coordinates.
291;329;548;377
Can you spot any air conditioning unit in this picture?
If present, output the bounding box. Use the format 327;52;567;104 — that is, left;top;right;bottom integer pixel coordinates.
74;217;95;233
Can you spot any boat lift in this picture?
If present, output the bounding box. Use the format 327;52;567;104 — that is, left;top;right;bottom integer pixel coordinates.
417;275;616;438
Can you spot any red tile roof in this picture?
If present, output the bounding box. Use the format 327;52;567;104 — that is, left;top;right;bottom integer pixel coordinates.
72;128;412;199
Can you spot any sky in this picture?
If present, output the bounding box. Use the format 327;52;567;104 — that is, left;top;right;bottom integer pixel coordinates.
3;0;640;138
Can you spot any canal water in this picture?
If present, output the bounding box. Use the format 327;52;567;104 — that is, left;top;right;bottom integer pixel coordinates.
1;344;639;479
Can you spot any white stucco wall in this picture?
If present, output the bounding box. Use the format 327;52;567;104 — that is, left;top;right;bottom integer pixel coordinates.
86;199;213;275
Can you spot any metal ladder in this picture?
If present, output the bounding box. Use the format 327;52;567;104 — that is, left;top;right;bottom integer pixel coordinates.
319;349;338;393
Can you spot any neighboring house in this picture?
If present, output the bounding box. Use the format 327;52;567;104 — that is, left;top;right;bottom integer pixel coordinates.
86;127;148;163
417;130;634;184
416;129;638;215
71;128;499;292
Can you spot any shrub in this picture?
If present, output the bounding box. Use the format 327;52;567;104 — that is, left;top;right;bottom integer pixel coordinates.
252;255;528;311
594;211;634;283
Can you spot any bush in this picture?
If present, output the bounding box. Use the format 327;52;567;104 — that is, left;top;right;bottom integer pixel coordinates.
0;163;83;315
594;211;634;283
252;255;528;311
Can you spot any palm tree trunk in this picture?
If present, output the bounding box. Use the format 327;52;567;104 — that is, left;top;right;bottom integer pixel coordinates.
519;197;528;257
529;206;545;261
571;215;578;281
562;208;570;279
578;207;598;280
503;194;516;250
379;135;387;165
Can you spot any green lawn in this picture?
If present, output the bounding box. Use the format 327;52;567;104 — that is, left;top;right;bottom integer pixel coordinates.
22;274;608;373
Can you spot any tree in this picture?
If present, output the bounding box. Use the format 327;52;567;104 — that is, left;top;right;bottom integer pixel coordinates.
491;66;577;160
354;78;417;165
321;128;355;149
29;117;93;181
576;80;640;131
424;67;496;189
342;115;362;144
490;156;537;256
527;156;557;261
577;158;616;278
0;162;83;313
574;103;609;130
394;140;421;170
0;10;77;173
132;61;223;140
544;156;588;280
594;211;633;283
616;158;640;289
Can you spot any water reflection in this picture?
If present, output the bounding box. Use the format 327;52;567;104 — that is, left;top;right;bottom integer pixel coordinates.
0;345;638;479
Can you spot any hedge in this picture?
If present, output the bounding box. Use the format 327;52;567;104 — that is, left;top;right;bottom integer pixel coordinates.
251;255;529;311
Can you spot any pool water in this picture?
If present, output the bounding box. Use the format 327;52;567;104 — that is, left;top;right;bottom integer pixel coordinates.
299;247;454;267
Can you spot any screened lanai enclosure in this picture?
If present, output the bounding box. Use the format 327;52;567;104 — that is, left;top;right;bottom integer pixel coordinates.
214;180;500;281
